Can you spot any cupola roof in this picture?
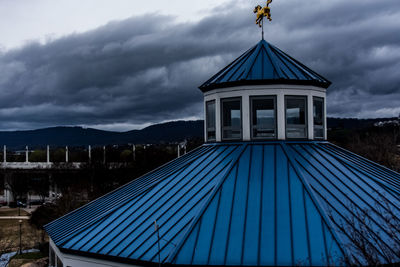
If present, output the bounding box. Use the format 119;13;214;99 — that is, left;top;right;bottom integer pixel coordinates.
199;39;331;92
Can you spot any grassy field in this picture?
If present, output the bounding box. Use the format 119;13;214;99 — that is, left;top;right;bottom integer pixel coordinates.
0;216;46;254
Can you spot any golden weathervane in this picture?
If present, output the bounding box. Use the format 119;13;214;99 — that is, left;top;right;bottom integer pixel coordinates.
253;0;272;39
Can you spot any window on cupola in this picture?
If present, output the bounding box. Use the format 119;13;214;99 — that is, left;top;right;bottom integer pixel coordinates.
251;96;276;139
313;97;324;139
206;100;216;141
285;96;308;139
221;98;242;140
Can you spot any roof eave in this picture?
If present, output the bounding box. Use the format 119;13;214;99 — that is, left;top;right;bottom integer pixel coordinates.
198;79;331;92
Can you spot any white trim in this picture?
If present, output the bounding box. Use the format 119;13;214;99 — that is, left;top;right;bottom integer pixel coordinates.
49;238;142;267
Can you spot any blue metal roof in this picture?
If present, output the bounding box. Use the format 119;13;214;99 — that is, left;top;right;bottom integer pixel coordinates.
199;40;331;92
45;141;400;266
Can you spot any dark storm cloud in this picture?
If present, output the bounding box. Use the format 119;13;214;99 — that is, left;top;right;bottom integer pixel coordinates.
0;0;399;131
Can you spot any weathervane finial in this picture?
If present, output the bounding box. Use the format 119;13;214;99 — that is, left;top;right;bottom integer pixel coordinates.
253;0;272;39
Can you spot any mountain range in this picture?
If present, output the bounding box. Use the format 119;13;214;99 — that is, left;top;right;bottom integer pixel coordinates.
0;117;396;149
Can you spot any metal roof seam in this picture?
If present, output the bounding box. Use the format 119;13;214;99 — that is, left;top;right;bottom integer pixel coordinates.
291;155;398;255
223;163;239;266
324;144;400;181
302;186;312;266
310;185;388;262
278;143;350;261
308;144;400;217
242;43;263;80
263;42;284;79
190;219;202;265
44;145;209;235
85;147;226;254
327;144;400;179
270;45;330;84
135;156;235;261
257;144;265;266
167;144;249;263
287;159;295;266
201;46;254;87
113;146;236;258
56;156;198;247
292;145;400;247
206;189;223;265
319;145;400;194
240;145;253;265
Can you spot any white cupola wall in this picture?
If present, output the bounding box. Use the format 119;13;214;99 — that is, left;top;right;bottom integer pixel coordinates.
204;85;326;142
199;40;331;142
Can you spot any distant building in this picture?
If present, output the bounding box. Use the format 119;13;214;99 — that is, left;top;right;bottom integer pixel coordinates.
45;27;400;267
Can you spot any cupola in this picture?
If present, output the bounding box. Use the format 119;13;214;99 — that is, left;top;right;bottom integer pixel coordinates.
201;39;330;142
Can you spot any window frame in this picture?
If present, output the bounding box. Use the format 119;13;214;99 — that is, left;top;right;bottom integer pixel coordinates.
221;97;242;141
285;95;308;139
313;96;325;139
250;95;277;140
205;100;216;142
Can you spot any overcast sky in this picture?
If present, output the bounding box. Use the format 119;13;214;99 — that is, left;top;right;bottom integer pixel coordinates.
0;0;399;131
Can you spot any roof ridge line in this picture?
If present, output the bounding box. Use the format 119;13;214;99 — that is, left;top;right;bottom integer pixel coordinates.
263;42;285;79
199;45;255;89
166;144;249;264
54;149;208;246
44;145;207;232
241;41;263;79
279;143;350;262
270;44;331;84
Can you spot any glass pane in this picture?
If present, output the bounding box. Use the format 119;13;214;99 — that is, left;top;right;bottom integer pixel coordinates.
314;127;324;138
222;99;241;139
286;98;306;125
313;99;323;126
286;97;307;139
252;98;276;138
206;101;216;141
206;101;216;129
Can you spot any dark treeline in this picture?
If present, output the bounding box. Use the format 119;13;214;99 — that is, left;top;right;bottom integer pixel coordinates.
329;125;400;172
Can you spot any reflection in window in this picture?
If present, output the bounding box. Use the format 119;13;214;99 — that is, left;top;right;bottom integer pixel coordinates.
221;98;241;140
313;97;324;139
286;96;307;139
206;100;216;141
251;97;276;139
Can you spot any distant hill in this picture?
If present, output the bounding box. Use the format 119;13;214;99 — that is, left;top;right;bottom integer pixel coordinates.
0;120;204;149
0;117;396;149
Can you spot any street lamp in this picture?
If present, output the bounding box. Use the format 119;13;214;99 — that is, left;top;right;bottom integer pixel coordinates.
19;219;22;255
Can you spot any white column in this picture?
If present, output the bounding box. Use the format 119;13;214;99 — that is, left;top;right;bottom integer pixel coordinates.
132;144;136;161
103;146;106;164
65;146;69;162
307;94;314;140
277;93;285;140
177;145;180;157
47;145;50;163
3;145;6;163
88;145;91;163
215;98;222;142
242;96;250;141
25;146;29;163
